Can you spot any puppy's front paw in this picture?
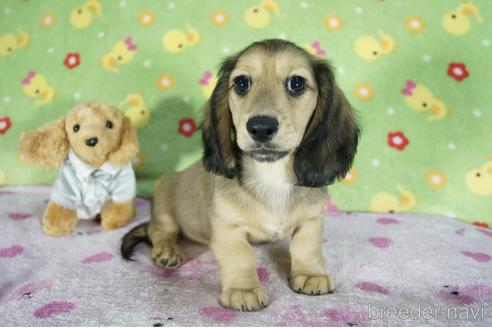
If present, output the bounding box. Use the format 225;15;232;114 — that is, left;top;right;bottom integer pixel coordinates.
152;243;183;269
289;274;335;295
219;287;269;312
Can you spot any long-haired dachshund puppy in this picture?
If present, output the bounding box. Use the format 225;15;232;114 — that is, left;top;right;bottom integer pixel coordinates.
121;39;360;311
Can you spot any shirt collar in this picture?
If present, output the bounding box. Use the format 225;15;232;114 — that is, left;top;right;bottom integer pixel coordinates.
68;149;120;178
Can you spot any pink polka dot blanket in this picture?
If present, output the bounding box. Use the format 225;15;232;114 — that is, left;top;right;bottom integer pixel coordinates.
0;186;491;326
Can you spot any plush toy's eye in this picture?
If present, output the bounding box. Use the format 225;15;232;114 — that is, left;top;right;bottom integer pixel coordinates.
286;75;306;96
106;120;113;129
73;124;80;133
233;75;251;96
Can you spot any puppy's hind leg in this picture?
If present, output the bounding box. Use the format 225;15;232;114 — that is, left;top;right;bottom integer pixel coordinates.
148;196;183;269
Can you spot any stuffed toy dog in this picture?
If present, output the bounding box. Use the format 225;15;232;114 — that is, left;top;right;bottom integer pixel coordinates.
19;101;139;236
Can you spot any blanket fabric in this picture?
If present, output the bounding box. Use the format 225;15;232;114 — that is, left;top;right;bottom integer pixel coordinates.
0;187;491;326
0;0;491;227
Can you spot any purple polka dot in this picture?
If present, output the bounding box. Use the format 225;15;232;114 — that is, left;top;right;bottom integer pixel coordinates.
0;245;24;258
33;301;76;319
369;237;392;248
462;251;491;263
356;281;389;295
8;212;33;220
199;306;236;322
82;252;113;264
376;217;399;224
256;267;270;283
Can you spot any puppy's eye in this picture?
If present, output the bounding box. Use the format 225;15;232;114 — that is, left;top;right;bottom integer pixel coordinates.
233;75;251;96
106;120;113;129
73;124;80;133
286;75;305;96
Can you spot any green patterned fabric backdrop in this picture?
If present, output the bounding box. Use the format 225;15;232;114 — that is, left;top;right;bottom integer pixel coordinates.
0;0;491;227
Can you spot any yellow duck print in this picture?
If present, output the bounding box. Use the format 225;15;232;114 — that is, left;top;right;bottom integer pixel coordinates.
21;70;55;106
245;0;279;29
401;80;451;121
465;158;492;196
162;24;200;54
120;93;151;129
70;0;102;29
442;1;482;36
354;30;396;62
0;170;6;185
101;37;137;72
0;28;29;57
370;185;417;213
199;71;217;98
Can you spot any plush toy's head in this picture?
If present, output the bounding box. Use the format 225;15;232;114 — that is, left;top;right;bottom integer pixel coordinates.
20;101;139;169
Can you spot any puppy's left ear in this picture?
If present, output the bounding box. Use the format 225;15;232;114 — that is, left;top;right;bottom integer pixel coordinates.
109;117;139;165
294;60;360;187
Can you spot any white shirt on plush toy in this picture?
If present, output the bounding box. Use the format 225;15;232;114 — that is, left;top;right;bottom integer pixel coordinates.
50;149;136;219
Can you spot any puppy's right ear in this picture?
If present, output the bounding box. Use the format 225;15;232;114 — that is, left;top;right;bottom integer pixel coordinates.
201;56;240;179
19;118;69;170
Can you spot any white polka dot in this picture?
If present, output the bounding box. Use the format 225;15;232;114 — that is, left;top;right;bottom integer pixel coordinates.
168;2;175;10
355;7;363;14
223;47;230;54
446;212;456;218
98;31;105;38
278;33;287;40
143;59;151;68
359;88;369;96
4;96;11;103
160;144;169;151
73;92;81;100
4;7;11;14
387;107;395;115
447;142;456;150
423;54;431;62
472;109;481;117
410;20;421;28
371;159;380;167
337;67;345;75
47;47;54;54
182;96;190;103
431;175;442;184
329;18;339;27
300;1;309;9
482;39;491;47
119;0;126;7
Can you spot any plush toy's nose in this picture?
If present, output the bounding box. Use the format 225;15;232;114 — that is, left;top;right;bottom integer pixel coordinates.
85;137;98;147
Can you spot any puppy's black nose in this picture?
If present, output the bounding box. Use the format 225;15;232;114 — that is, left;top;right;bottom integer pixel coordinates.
246;115;278;143
85;137;98;147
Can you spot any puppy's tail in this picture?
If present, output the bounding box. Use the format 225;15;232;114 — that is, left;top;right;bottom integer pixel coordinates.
120;222;150;260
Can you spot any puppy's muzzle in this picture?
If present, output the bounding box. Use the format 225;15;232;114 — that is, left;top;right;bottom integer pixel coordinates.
247;115;278;143
85;137;98;147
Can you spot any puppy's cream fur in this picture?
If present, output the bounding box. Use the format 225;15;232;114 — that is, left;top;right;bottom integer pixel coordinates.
121;40;359;311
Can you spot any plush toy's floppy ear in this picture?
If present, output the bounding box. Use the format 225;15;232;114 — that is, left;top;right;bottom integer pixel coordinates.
19;118;69;170
109;117;139;165
294;59;360;188
201;56;240;179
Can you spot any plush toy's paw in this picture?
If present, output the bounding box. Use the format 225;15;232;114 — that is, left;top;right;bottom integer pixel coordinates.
289;273;335;295
101;200;135;230
219;287;269;311
43;201;78;236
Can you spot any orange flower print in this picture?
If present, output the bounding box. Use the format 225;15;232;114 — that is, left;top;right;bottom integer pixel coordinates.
156;74;174;91
211;10;228;26
324;14;343;31
40;12;56;28
354;83;374;101
405;16;425;33
426;171;446;189
139;10;155;27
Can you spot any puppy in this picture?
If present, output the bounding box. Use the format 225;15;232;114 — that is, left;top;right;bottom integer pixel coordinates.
121;39;360;311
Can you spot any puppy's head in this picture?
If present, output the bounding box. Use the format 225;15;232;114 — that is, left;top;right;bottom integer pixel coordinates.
20;102;138;169
202;39;360;187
